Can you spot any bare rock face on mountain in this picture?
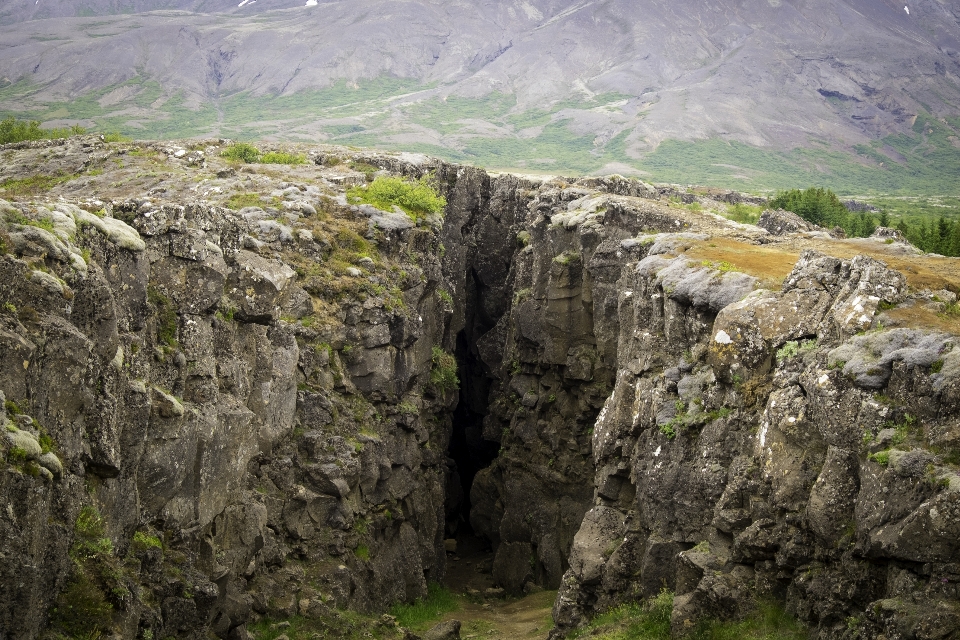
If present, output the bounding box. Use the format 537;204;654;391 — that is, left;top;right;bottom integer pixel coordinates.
1;0;959;182
1;137;960;640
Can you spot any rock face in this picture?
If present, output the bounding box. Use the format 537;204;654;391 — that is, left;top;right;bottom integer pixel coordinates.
0;148;476;638
757;209;818;236
2;138;960;640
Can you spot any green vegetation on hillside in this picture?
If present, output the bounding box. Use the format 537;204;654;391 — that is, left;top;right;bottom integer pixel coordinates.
771;187;960;256
0;117;85;143
3;74;959;193
220;142;305;165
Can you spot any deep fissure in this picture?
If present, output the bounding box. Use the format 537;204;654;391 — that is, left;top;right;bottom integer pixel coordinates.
446;266;504;541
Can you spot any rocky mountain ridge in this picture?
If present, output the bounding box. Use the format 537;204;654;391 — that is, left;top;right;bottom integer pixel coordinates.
2;0;960;188
1;136;960;639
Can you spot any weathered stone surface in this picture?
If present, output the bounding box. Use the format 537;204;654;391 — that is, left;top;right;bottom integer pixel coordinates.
756;209;816;235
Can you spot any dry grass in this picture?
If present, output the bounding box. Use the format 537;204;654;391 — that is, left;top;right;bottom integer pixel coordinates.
685;236;960;295
884;304;960;335
685;238;799;290
828;240;960;293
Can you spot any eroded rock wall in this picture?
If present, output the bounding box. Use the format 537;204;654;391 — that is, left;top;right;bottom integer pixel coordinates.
465;188;960;638
0;150;502;639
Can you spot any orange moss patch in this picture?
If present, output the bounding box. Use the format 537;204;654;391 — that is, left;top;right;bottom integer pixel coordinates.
827;241;960;294
885;305;960;336
685;238;799;289
685;237;960;294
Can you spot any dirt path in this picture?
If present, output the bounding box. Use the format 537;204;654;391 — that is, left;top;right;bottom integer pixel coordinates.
438;535;556;640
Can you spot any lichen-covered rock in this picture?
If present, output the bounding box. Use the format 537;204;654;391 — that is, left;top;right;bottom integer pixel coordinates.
4;427;42;458
756;209;816;235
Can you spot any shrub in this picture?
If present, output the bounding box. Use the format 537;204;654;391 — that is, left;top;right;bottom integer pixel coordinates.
101;132;131;143
726;203;762;224
0;117;86;144
260;151;305;165
221;142;261;163
49;570;114;638
131;531;163;552
347;175;447;221
430;346;459;392
147;287;178;347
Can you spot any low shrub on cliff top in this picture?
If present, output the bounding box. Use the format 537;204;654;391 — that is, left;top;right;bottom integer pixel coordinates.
220;142;261;163
347;175;447;221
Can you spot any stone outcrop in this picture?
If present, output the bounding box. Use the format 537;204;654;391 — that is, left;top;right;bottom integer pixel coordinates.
2;138;960;640
757;209;818;236
0;152;470;638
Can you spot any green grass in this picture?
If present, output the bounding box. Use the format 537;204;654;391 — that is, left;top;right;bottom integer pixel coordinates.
348;175;447;220
573;592;806;640
225;192;267;210
4;70;959;193
0;173;79;196
249;611;394;640
571;590;672;640
389;582;459;631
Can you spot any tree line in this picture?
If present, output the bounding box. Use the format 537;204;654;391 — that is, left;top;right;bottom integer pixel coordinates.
770;187;960;257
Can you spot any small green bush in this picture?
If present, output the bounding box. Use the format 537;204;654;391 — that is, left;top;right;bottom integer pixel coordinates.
0;117;86;144
430;346;459;392
101;132;131;143
147;287;178;347
7;446;28;465
776;341;800;361
221;142;261;163
49;570;113;638
75;505;106;540
348;175;447;221
260;151;305;165
132;531;163;551
726;203;762;225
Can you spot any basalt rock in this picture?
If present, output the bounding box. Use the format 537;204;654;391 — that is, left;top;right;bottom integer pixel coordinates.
1;139;959;640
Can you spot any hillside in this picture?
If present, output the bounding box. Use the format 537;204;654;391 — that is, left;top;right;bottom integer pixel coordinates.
1;0;960;192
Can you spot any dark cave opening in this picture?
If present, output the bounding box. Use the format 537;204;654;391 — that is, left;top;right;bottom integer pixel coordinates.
447;330;500;535
444;267;503;538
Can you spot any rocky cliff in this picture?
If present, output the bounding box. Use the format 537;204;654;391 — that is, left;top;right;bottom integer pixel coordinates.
1;136;959;640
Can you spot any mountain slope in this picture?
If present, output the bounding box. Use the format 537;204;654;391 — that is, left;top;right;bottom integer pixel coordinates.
1;0;960;191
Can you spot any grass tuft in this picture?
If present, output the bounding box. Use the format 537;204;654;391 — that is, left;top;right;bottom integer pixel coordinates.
389;582;459;631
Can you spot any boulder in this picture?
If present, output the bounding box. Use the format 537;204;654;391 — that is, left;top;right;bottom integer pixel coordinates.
756;209;816;235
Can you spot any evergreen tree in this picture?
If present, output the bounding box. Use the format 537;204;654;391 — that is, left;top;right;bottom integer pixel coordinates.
769;187;849;229
879;210;890;227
